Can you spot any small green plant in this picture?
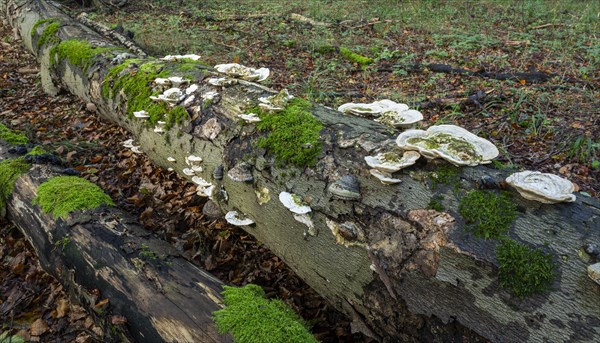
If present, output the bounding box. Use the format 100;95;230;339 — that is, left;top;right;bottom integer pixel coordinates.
0;157;30;210
139;243;158;261
256;98;323;167
496;239;556;298
427;197;444;211
0;123;28;145
0;332;25;343
459;190;517;239
54;236;71;252
567;136;599;163
212;284;318;343
33;176;113;219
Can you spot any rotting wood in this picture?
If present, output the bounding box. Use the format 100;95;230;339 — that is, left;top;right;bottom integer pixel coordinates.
0;144;231;343
2;0;600;342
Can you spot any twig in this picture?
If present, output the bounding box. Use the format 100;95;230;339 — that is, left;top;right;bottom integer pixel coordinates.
289;13;332;27
529;23;566;30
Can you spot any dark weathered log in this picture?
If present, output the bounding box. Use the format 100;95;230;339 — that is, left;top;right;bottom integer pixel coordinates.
0;145;230;342
2;0;600;342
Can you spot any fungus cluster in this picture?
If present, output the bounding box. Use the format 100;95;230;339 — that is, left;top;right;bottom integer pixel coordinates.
122;138;142;154
225;210;254;226
214;63;269;82
161;54;201;61
279;192;315;236
365;150;420;184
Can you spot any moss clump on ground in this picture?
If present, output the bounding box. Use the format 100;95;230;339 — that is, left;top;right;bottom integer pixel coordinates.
256;98;323;167
339;47;373;66
0;123;28;145
33;176;113;219
103;61;176;124
496;239;556;298
26;146;46;156
50;39;113;71
459;190;517;239
0;157;30;210
212;284;318;343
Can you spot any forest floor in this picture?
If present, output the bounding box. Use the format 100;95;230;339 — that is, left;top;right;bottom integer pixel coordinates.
1;0;599;342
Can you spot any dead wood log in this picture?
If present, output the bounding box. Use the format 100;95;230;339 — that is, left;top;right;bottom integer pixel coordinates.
2;0;600;342
0;145;230;342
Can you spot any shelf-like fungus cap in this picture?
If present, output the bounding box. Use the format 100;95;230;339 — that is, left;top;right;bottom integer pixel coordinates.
588;263;600;286
396;125;499;166
192;176;212;187
238;113;262;123
328;175;361;200
369;169;402;184
182;168;195;176
225;211;254;226
133;110;150;118
364;150;420;173
227;162;254;183
279;191;312;214
185;155;203;165
214;63;270;82
505;171;576;203
375;108;423;128
338;102;384;117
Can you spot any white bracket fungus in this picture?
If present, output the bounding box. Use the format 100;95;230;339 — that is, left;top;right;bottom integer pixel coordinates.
185;84;199;95
279;191;311;214
364;150;420;173
201;91;219;101
225;211;254;226
182;168;195;176
153;121;167;133
122;139;142;154
396;125;499;166
133;110;150;119
161;54;201;61
588;263;600;286
369;169;402;184
185;155;203;165
207;77;237;87
339;99;423;127
214;63;270;82
150;88;186;104
506;171;576;203
167;157;176;162
238;113;262;123
294;213;316;237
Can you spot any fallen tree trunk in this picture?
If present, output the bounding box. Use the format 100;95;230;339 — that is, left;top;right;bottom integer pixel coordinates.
0;144;230;342
2;1;599;342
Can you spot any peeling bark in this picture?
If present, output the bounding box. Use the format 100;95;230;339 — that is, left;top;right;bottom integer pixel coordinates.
2;1;600;342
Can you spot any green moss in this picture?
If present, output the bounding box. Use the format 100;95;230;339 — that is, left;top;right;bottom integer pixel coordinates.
339;47;374;66
38;21;60;47
33;176;113;219
429;163;460;189
103;61;172;124
50;39;113;71
427;197;444;211
0;157;31;210
458;190;517;239
31;18;59;37
497;239;556;298
255;98;323;167
0;123;28;145
26;146;46;156
212;284;318;343
165;106;189;130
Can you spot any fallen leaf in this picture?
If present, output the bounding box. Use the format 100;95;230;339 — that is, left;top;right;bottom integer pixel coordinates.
30;318;49;336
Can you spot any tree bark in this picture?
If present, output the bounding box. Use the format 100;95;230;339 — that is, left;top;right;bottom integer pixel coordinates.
2;1;600;342
0;147;230;342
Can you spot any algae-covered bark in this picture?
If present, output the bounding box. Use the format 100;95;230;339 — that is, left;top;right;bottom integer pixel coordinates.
2;0;600;342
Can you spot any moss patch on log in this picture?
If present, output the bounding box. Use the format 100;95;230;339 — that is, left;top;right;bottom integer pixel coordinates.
0;157;30;210
255;98;323;167
33;176;113;219
496;239;556;298
212;284;317;343
32;18;60;47
458;190;516;239
0;123;28;145
50;39;113;71
103;60;188;128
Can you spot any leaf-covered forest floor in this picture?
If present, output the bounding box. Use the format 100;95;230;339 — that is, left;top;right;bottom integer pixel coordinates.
1;0;599;341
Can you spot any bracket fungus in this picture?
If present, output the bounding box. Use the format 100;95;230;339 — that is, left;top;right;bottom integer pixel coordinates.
161;54;201;61
328;176;361;200
338;99;423;127
227;162;254;183
214;63;269;82
225;211;254;226
505;171;576;204
133;110;150;119
153;121;166;133
192;176;214;198
150;88;185;104
185;84;199;95
396;125;499;166
207;77;237;87
122;139;142;154
588;263;600;286
258;89;294;112
238;113;262;123
365;150;420;173
369;169;402;184
279;191;311;214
